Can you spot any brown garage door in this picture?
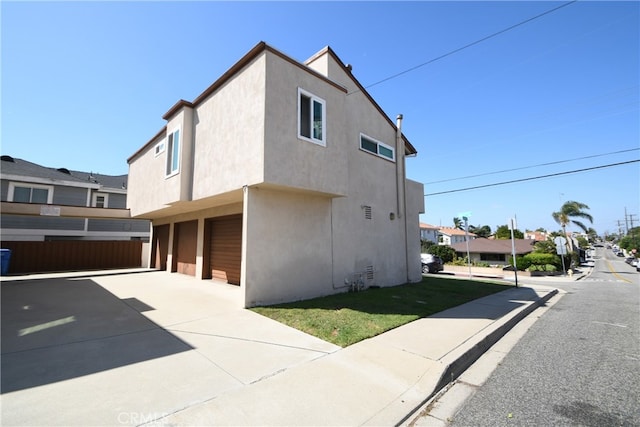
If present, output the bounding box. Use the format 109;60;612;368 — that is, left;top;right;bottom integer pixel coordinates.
207;214;242;285
152;224;170;270
173;220;198;276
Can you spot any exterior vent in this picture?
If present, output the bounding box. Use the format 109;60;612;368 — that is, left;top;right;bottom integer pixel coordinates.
1;155;15;162
363;205;372;220
57;168;71;175
366;265;374;281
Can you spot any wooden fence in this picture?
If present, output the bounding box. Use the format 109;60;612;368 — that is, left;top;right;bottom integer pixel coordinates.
1;240;143;274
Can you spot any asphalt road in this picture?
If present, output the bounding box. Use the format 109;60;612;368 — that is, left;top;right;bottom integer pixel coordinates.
448;247;640;427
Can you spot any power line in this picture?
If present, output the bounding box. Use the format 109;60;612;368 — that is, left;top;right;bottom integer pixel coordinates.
425;148;639;184
353;0;578;93
424;159;639;196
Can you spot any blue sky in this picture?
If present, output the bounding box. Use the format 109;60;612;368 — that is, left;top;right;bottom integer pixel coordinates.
2;1;638;236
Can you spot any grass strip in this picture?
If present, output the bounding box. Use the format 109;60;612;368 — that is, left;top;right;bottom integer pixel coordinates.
251;276;509;347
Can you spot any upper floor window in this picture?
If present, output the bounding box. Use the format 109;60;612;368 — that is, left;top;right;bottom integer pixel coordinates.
166;128;180;177
298;88;326;146
154;139;165;157
8;182;53;204
359;133;395;162
92;192;109;208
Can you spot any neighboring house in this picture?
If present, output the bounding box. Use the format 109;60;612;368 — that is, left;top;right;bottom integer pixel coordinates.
0;156;149;241
524;230;548;242
127;42;425;308
438;227;476;245
419;223;439;243
450;238;536;265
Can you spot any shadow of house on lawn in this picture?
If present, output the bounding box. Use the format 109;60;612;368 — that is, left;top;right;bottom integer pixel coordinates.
1;278;193;393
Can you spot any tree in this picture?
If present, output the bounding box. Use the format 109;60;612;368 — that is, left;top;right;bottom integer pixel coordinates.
469;225;492;238
495;224;524;239
453;217;464;230
552;201;593;235
428;245;457;263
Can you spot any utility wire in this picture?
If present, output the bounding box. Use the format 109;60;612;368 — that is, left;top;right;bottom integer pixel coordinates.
425;148;639;184
425;159;639;196
353;0;578;93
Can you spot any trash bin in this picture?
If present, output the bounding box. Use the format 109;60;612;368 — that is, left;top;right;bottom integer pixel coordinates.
0;249;11;275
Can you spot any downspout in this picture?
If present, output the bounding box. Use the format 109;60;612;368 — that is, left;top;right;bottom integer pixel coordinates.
396;114;405;220
396;114;410;282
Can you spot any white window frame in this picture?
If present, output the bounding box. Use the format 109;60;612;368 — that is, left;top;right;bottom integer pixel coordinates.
165;127;181;178
359;133;395;162
297;88;326;147
92;192;109;208
154;139;166;157
7;182;54;204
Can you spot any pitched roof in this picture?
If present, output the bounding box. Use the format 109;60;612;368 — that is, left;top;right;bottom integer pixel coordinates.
0;156;127;190
419;222;439;230
129;41;417;163
439;226;475;237
450;238;536;255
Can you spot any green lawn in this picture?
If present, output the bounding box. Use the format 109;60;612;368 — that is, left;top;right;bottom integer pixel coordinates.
251;276;509;347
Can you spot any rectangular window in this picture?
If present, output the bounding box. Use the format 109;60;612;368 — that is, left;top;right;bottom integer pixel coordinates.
359;133;395;161
298;88;326;146
92;193;108;208
9;183;53;204
166;128;180;176
154;139;165;156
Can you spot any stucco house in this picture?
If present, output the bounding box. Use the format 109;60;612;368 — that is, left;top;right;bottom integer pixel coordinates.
419;223;439;244
450;238;536;265
127;42;425;308
438;227;475;245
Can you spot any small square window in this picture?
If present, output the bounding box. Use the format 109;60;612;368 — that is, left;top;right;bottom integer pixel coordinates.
154;140;165;156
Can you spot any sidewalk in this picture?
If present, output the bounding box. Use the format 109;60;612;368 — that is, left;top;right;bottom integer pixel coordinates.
1;270;561;426
156;284;559;426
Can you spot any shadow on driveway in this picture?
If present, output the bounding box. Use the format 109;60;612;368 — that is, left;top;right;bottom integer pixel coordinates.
1;278;193;393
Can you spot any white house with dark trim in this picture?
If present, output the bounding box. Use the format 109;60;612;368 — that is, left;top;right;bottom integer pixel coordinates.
126;42;425;307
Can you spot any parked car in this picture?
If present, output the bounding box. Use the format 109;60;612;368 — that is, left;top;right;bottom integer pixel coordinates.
617;252;625;257
421;254;444;274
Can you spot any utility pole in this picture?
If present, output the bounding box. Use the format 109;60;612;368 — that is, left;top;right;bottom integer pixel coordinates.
625;207;630;235
629;214;638;231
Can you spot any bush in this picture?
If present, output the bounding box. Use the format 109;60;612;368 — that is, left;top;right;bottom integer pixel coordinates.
524;252;559;267
428;245;457;263
527;264;557;272
509;255;531;271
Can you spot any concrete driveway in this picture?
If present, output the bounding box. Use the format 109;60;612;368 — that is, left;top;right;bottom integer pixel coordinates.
1;270;339;426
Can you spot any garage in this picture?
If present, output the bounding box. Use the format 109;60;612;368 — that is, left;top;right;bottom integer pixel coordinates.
205;214;242;285
172;220;198;276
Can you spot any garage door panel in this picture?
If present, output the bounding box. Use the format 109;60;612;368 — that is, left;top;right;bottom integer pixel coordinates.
208;214;242;285
174;220;198;277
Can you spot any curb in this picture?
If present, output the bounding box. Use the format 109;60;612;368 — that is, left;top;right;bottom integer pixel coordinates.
395;288;559;426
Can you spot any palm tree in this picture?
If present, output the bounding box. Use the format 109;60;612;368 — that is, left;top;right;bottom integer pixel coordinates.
453;217;464;230
552;201;594;250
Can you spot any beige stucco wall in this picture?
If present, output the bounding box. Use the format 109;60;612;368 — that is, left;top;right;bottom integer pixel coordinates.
263;51;348;197
127;130;169;217
242;186;333;307
192;54;266;199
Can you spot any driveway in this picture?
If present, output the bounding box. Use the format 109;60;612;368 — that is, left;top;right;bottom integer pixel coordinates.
1;270;339;426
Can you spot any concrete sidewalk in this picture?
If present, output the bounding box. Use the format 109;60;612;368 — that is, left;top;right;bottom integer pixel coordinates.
158;284;558;426
1;271;559;426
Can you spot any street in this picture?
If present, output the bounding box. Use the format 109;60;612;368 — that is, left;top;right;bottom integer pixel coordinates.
446;246;640;426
